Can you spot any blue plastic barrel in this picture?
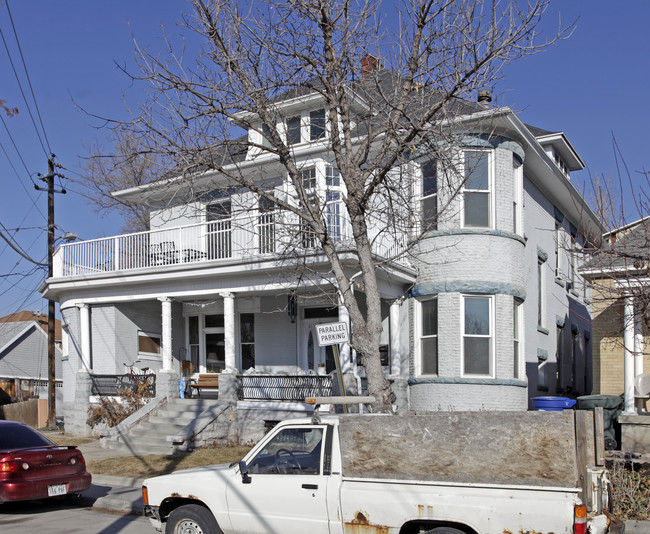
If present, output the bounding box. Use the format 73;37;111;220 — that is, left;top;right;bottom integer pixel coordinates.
531;396;576;411
179;378;186;399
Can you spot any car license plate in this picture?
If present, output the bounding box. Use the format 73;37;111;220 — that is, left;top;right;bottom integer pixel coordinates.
48;484;67;497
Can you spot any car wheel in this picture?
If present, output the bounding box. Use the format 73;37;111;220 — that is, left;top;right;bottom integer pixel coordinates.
426;528;466;534
165;504;222;534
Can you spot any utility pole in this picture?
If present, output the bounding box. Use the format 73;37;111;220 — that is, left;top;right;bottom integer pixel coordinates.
36;155;66;429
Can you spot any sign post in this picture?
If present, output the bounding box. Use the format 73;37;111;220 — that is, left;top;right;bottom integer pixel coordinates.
315;322;349;412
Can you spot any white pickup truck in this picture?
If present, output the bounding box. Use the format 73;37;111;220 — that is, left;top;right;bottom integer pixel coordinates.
142;406;624;534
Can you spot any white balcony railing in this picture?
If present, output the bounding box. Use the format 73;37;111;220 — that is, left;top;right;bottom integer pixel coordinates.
53;210;408;278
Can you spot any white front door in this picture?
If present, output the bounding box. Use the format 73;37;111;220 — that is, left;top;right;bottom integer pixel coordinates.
226;425;330;534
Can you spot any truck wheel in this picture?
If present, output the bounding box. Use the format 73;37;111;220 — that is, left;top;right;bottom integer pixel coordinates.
165;504;222;534
426;528;465;534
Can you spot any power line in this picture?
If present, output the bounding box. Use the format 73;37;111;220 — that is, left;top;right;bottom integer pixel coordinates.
0;4;49;157
4;0;52;154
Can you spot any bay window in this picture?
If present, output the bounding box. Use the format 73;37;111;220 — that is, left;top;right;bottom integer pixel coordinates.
463;150;491;228
420;160;437;231
462;295;493;376
420;298;438;375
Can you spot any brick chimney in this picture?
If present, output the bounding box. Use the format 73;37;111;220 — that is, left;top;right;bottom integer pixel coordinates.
361;54;380;77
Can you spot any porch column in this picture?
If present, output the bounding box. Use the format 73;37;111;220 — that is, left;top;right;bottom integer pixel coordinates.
221;292;236;372
79;303;91;371
390;299;401;376
159;297;173;371
338;302;351;372
623;295;636;414
634;308;644;377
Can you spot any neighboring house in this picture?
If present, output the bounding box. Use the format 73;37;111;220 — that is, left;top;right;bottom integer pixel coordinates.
0;311;63;407
41;70;602;436
582;217;650;413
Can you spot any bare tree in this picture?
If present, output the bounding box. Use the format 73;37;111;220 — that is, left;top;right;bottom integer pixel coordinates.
79;128;162;233
103;0;567;410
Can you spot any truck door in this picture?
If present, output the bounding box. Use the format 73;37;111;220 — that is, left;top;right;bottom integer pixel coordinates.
226;424;331;534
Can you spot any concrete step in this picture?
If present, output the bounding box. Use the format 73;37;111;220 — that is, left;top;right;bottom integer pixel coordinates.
129;421;188;435
113;435;176;456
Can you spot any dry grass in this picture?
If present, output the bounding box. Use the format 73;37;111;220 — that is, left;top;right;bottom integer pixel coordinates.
85;445;252;479
50;436;96;446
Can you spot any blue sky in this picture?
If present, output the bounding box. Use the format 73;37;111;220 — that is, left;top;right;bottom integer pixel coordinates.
0;0;648;318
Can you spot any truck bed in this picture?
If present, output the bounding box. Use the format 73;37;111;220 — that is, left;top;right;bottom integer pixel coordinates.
338;411;581;488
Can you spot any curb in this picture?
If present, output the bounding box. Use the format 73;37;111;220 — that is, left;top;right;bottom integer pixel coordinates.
91;474;146;488
80;476;145;515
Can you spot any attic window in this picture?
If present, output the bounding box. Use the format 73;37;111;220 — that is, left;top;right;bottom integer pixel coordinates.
554;152;569;176
310;109;326;141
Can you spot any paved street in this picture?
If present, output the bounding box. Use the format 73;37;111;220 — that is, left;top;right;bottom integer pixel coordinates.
0;500;150;534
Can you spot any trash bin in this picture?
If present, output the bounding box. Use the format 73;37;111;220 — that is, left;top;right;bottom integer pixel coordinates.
577;395;624;450
532;396;577;411
179;378;186;399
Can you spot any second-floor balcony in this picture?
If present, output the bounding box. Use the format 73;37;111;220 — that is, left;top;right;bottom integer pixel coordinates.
53;210;409;279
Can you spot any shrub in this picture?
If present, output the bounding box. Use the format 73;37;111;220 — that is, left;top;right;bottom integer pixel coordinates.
87;379;153;428
607;456;650;520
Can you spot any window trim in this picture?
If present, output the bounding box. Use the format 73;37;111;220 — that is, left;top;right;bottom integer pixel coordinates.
461;294;494;378
461;149;493;229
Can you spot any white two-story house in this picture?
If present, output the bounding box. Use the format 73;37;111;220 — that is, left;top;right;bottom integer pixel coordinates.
42;70;603;437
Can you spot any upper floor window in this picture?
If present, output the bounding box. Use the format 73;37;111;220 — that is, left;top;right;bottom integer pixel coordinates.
310;109;326;141
462;295;493;376
300;167;317;190
512;157;522;235
463;150;491;228
286;116;301;145
421;160;437;232
554;222;563;278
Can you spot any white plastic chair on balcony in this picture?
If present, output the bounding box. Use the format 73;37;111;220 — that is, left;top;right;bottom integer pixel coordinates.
635;373;650;413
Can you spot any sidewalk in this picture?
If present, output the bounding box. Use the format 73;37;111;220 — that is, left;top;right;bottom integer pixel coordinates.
71;436;146;515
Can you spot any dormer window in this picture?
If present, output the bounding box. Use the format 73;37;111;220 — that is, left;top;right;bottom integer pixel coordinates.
310;109;326;141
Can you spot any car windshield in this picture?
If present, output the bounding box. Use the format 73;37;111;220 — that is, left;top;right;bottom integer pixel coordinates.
0;424;56;450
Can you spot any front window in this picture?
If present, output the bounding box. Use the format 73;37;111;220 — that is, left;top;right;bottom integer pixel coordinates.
240;313;255;370
421;160;437;232
138;331;161;358
420;298;438;375
462;295;493;376
537;258;545;328
310;109;326;141
513;298;523;379
463;150;491;228
247;426;324;475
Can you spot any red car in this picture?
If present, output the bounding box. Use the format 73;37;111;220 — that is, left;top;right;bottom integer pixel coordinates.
0;420;91;503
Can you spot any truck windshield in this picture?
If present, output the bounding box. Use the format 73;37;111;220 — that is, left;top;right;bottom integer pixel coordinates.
247;427;323;475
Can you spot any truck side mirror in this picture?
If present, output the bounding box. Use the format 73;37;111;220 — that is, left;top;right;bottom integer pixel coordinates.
238;461;251;484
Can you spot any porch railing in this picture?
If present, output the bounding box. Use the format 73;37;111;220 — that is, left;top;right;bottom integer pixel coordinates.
90;374;156;397
237;374;332;402
53;210;409;278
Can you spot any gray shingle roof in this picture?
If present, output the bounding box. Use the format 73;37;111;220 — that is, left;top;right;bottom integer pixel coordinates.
582;218;650;274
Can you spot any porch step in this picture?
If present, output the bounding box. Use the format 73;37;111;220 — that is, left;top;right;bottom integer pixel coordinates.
101;397;225;456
